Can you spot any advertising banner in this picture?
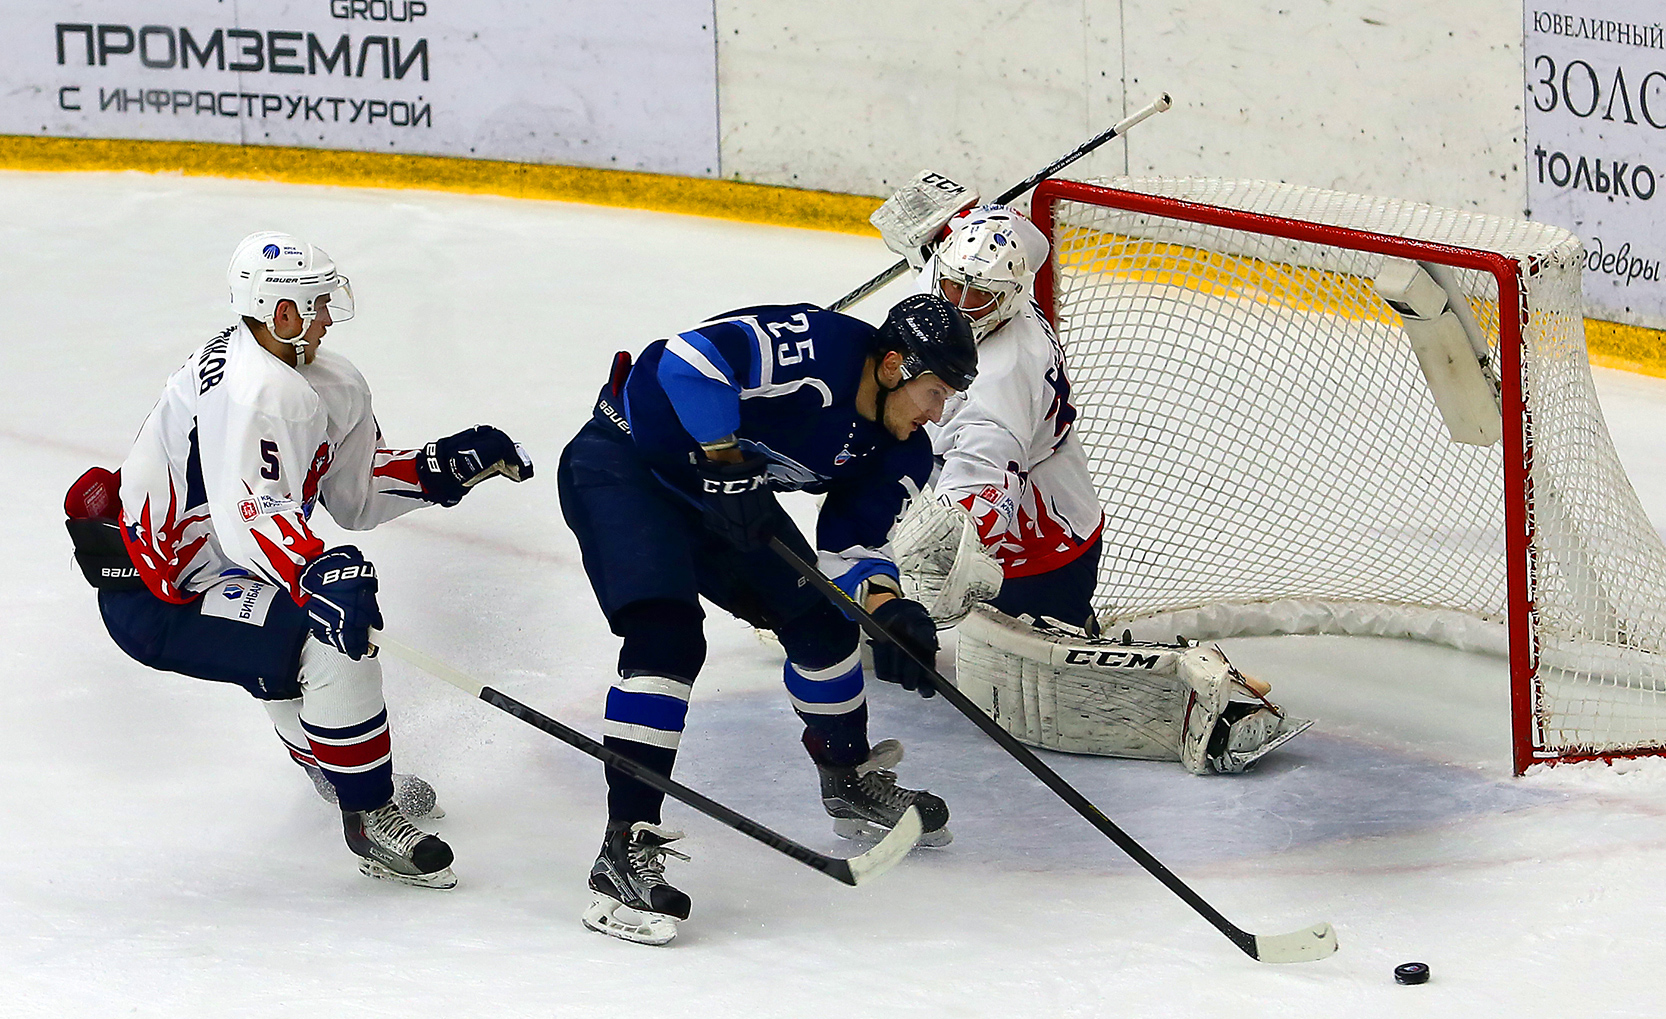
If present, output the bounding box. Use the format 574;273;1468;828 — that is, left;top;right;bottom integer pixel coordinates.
1525;3;1666;327
0;0;720;177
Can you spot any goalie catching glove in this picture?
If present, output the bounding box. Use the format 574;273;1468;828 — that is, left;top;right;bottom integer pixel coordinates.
300;546;383;660
419;425;535;507
870;170;981;268
891;486;1003;626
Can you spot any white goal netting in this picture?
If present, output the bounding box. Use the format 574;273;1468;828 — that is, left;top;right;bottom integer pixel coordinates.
1036;176;1666;769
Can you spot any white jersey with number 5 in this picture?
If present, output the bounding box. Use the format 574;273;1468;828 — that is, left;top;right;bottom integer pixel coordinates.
918;264;1104;578
119;321;428;604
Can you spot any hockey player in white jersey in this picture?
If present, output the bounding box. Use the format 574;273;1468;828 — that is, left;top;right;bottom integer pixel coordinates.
885;202;1105;628
63;232;534;887
875;185;1309;774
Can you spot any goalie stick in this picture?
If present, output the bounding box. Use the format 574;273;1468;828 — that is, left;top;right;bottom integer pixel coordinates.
830;92;1173;313
374;633;922;888
766;537;1338;964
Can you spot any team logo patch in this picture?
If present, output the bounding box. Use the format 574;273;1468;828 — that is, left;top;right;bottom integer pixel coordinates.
833;448;853;466
262;244;280;259
202;577;277;626
239;494;301;521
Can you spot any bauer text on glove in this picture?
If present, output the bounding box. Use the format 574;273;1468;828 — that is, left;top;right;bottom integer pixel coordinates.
418;425;534;506
300;546;383;660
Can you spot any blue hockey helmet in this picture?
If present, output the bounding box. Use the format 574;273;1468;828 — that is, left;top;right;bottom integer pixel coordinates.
876;293;978;391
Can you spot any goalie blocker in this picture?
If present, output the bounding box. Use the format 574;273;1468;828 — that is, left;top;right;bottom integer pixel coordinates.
952;605;1311;774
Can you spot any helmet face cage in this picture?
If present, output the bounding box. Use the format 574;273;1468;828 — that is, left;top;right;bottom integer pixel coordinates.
934;259;1022;339
931;206;1043;341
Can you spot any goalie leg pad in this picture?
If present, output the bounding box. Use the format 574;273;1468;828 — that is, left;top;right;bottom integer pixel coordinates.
953;605;1191;758
1177;646;1235;775
955;607;1313;771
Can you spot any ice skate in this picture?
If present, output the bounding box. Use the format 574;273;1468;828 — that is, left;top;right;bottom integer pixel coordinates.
303;762;444;819
582;821;692;946
818;739;952;848
341;801;456;889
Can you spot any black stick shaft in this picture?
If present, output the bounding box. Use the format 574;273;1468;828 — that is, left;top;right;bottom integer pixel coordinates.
766;536;1259;957
474;685;857;885
829;93;1171;313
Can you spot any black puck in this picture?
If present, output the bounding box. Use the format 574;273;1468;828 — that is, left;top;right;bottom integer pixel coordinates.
1394;962;1430;985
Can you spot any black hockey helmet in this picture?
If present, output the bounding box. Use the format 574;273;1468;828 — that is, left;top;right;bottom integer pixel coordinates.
875;294;978;391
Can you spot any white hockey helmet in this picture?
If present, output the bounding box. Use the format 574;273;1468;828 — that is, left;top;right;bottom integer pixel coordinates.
227;232;355;353
931;204;1050;341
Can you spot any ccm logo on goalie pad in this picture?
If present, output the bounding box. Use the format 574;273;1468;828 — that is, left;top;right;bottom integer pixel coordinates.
1063;649;1162;670
316;564;374;585
702;476;767;495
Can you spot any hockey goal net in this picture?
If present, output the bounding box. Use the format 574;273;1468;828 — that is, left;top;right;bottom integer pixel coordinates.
1030;176;1666;773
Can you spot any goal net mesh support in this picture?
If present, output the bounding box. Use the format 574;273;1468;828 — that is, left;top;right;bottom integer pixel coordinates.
1030;176;1666;773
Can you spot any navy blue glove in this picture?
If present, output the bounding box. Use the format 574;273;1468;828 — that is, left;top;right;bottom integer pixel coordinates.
698;451;782;552
870;597;938;698
300;546;383;660
419;425;534;507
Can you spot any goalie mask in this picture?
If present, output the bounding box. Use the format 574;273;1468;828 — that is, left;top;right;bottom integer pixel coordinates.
932;204;1050;341
227;231;355;356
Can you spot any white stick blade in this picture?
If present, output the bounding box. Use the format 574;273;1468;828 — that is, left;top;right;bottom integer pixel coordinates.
1254;922;1338;963
845;806;924;886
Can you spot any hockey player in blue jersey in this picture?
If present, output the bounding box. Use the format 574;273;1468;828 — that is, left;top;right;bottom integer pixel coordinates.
557;293;977;944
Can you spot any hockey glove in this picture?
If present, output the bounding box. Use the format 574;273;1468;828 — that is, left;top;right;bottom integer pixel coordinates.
419;425;535;507
870;597;939;698
300;546;383;660
698;451;782;552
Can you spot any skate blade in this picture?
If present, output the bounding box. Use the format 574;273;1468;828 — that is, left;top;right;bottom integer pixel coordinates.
582;893;679;946
833;816;953;848
357;857;458;889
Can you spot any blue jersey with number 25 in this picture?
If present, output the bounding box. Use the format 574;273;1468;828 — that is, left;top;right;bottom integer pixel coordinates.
621;303;931;594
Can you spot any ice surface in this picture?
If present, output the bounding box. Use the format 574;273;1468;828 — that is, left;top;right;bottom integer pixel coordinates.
8;170;1666;1016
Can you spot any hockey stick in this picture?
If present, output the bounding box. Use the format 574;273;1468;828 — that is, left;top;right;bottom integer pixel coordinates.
374;633;922;887
830;92;1173;313
766;537;1338;963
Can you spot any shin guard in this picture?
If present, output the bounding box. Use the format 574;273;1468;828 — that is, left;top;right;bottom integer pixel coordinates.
298;637;393;812
604;600;705;824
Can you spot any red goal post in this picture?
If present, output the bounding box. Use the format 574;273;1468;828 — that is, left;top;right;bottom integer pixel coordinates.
1030;176;1666;774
